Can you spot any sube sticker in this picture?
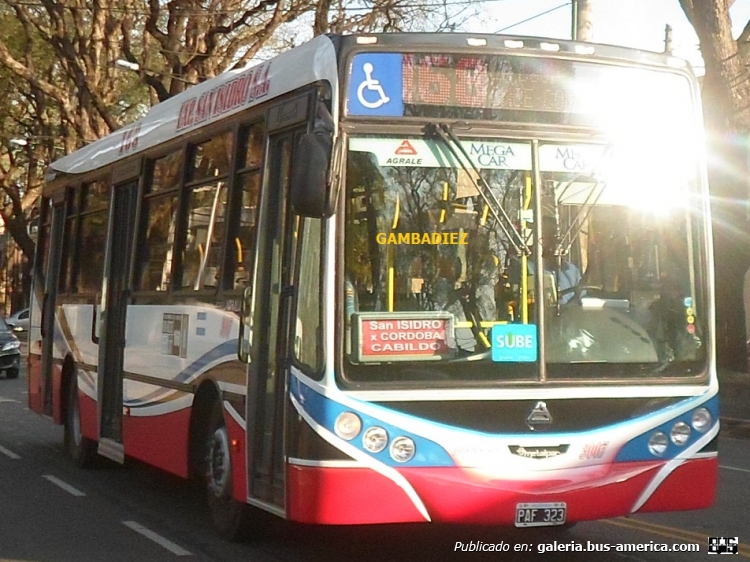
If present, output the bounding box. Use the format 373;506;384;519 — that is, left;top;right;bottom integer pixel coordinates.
491;324;537;362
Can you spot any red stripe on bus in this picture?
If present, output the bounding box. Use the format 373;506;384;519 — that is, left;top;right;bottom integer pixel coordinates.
27;353;42;414
224;408;247;503
78;390;98;441
285;459;713;525
395;462;662;523
122;408;191;478
286;465;427;524
635;457;718;513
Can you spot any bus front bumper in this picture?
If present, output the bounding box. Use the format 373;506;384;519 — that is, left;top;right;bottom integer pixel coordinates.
286;456;717;525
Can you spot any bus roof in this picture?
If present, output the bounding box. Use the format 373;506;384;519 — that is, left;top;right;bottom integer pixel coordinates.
47;34;339;178
46;32;691;180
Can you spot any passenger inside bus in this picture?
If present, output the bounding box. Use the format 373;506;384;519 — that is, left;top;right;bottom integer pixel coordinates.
535;220;582;305
507;216;582;308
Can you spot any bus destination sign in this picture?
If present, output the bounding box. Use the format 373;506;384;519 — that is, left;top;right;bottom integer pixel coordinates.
352;312;455;362
403;54;570;114
347;52;573;117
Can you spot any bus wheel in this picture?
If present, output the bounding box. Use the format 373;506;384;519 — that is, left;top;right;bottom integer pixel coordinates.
5;368;18;379
205;402;250;541
64;378;97;468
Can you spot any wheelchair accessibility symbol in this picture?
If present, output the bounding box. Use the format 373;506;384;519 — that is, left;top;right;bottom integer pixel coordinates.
357;63;390;109
348;53;402;116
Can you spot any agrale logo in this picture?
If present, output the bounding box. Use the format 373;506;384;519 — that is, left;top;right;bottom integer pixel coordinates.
384;139;423;165
526;401;552;429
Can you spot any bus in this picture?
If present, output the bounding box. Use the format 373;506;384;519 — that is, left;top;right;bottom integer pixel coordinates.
28;32;717;539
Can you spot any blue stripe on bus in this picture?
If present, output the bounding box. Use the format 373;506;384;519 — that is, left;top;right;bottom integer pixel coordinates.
292;376;718;467
291;377;455;468
125;339;239;407
614;394;718;462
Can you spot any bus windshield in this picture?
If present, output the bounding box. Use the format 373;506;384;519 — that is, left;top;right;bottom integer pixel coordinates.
341;132;707;384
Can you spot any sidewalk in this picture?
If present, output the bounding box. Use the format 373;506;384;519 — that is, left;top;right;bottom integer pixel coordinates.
719;370;750;420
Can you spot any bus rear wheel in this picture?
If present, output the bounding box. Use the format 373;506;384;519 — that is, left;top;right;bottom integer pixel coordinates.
64;377;97;468
205;402;250;541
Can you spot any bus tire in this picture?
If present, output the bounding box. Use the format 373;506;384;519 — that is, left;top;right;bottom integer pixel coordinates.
5;368;19;379
64;377;97;468
205;401;250;541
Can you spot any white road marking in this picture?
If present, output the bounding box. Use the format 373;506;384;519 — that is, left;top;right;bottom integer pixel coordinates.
42;474;86;497
720;464;750;474
0;395;17;403
0;445;20;459
123;521;192;556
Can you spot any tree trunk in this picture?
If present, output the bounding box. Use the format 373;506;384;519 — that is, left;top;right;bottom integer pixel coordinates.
680;0;750;371
682;0;750;131
575;0;596;42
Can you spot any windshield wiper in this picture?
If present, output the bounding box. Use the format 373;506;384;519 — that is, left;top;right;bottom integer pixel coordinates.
426;122;530;257
553;144;613;257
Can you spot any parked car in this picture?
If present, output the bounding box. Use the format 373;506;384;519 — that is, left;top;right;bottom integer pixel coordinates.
0;317;20;379
6;308;29;334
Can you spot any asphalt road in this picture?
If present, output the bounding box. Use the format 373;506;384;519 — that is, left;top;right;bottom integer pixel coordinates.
0;364;748;561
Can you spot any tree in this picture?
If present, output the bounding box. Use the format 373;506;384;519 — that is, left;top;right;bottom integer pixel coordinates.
0;0;476;309
679;0;750;131
679;0;750;371
574;0;596;42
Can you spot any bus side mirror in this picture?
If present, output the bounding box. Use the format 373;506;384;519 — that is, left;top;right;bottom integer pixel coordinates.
290;132;334;218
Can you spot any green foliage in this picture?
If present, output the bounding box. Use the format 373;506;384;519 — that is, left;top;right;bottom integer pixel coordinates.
0;0;477;266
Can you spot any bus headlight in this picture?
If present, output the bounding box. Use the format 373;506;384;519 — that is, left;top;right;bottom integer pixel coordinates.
647;432;669;456
691;408;712;433
389;436;416;463
362;427;388;453
670;422;691;445
334;412;362;441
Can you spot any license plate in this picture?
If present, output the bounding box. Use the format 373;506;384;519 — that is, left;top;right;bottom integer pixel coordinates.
515;502;567;527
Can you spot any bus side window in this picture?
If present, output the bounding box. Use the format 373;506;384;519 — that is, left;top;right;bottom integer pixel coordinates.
137;194;178;291
232;171;261;289
233;238;249;287
136;151;183;291
226;121;264;290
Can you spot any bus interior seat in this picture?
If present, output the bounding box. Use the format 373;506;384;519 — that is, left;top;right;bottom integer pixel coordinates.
526;272;558;306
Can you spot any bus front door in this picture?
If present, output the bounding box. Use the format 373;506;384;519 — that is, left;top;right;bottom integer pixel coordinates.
247;126;305;509
96;179;138;463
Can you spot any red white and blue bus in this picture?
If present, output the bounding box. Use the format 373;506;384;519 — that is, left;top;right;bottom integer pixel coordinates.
28;32;717;539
